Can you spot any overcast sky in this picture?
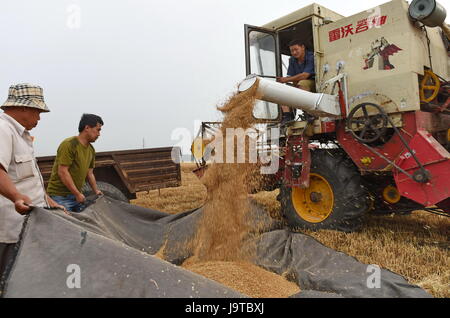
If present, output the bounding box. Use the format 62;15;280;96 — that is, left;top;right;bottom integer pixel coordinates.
1;0;449;156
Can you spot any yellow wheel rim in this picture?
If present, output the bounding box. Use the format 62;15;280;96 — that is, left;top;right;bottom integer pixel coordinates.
191;137;213;160
420;70;440;103
191;137;205;160
291;173;334;223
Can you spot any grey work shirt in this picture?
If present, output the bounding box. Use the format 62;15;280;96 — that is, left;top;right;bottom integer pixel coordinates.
0;113;47;243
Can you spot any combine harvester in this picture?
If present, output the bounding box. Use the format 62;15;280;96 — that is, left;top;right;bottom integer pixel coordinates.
194;0;450;231
3;0;444;298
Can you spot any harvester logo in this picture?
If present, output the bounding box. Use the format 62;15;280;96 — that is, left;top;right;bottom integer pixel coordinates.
363;37;402;71
328;15;387;42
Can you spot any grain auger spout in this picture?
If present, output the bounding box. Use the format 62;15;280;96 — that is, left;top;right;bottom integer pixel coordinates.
238;75;341;117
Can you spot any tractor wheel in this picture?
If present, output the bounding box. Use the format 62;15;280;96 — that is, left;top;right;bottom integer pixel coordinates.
82;181;129;203
279;150;369;232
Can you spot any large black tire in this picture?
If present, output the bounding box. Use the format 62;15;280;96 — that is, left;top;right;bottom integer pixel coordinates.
82;181;129;203
279;150;369;232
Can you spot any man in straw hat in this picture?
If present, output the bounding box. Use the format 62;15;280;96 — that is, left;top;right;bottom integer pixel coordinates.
0;83;65;290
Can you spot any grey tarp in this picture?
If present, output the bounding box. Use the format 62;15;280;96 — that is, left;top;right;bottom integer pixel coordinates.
2;197;431;298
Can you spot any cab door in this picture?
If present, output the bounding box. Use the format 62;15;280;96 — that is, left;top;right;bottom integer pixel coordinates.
245;24;281;77
244;25;281;121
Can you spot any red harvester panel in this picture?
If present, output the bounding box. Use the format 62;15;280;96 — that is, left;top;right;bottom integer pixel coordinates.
394;130;450;206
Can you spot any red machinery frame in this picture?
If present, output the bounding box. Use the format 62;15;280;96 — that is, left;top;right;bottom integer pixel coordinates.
280;108;449;207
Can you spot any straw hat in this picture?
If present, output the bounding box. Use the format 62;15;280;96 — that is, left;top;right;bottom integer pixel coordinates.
1;83;50;112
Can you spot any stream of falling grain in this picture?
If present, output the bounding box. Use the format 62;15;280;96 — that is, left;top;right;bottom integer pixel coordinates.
189;79;263;263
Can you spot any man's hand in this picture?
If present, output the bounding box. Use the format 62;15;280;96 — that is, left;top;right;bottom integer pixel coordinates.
95;190;103;196
0;168;33;214
46;195;69;215
276;76;289;84
14;194;32;215
75;192;86;204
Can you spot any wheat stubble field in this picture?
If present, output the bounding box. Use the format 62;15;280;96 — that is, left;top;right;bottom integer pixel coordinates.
132;163;449;298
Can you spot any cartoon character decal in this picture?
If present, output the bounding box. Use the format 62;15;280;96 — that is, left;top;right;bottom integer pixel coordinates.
363;37;402;70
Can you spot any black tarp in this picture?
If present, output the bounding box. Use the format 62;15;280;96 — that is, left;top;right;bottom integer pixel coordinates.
1;197;431;298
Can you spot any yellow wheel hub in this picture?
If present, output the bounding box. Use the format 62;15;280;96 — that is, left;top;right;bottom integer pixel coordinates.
382;185;401;204
291;173;334;223
420;70;440;103
191;137;205;160
191;137;213;160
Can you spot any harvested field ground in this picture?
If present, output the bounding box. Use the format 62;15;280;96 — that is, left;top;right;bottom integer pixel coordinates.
133;163;450;298
133;163;207;214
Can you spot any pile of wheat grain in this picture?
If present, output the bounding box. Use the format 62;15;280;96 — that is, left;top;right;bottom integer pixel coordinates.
182;260;300;298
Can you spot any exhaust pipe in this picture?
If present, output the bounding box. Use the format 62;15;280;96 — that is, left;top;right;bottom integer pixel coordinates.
238;75;341;117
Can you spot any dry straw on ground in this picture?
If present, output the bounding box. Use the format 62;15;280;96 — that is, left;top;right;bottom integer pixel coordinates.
134;164;450;298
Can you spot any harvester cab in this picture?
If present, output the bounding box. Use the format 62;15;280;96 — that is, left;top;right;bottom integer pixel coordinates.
195;0;450;232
